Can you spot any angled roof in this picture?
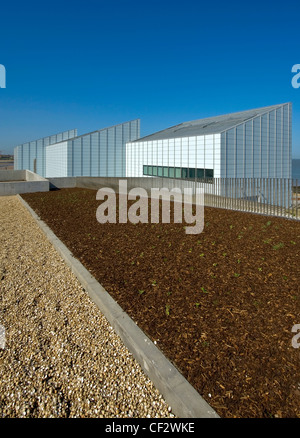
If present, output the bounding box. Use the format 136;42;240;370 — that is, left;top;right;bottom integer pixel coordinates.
44;119;140;146
132;103;290;142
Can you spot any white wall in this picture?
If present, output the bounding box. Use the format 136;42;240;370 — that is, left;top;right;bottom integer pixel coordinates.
45;142;68;177
126;134;221;178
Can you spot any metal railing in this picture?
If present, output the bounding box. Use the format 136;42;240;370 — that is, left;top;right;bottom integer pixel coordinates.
125;177;299;220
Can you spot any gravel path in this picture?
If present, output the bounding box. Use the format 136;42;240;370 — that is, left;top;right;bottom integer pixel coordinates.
0;196;174;418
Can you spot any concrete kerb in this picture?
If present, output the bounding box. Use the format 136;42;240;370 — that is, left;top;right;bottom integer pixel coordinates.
17;194;220;419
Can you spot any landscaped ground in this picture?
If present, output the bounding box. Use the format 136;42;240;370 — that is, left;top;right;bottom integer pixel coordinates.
21;188;300;418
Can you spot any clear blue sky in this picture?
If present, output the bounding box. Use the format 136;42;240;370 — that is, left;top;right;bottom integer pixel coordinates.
1;0;300;157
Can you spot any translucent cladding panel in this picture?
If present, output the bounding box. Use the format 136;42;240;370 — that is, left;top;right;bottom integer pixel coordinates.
46;142;68;177
107;128;115;177
131;142;136;177
157;140;163;167
22;143;30;170
235;125;244;178
141;142;147;168
17;146;23;170
268;111;276;178
204;135;214;169
162;140;169;166
122;124;129;176
275;108;282;177
282;104;291;178
225;129;235;178
82;135;91;176
73;138;82;176
125;142;131;177
115;125;124;177
220;133;226;177
91;132;100;176
188;137;196;169
136;138;143;177
244;120;253;178
181;138;188;167
43;137;50;147
174;138;182;168
13;147;19;169
99;130;108;176
168;139;175;167
131;141;136;177
212;135;221;179
131;141;136;176
196;136;205;168
63;130;72;141
13;147;17;169
152;141;157;166
253;118;261;178
261;114;268;177
28;141;37;172
36;139;44;176
132;142;138;177
123;125;130;176
17;146;22;170
129;119;140;142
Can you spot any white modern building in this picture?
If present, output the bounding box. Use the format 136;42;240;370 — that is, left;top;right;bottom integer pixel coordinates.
125;103;292;181
14;120;140;178
14;103;292;185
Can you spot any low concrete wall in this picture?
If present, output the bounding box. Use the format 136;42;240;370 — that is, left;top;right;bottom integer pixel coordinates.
76;177;165;194
25;170;49;182
0;170;26;182
0;170;49;196
49;176;203;196
49;177;156;192
48;177;77;190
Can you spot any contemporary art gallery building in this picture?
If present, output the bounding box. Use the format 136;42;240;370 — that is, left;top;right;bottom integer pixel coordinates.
14;103;291;183
126;103;292;181
14;120;140;178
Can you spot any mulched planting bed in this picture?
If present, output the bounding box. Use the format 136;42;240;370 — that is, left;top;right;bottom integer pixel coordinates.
21;188;300;418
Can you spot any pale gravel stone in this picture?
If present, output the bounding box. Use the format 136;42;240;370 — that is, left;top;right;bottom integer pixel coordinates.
0;196;174;418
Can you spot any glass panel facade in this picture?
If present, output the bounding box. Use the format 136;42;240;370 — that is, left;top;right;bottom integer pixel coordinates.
14;129;77;175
